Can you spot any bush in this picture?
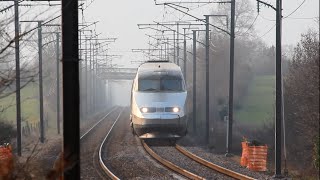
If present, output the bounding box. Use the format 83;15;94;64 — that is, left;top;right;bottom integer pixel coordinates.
284;29;319;175
0;121;16;144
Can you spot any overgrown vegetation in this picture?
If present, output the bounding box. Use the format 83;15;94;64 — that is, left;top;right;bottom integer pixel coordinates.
0;120;16;144
284;29;319;175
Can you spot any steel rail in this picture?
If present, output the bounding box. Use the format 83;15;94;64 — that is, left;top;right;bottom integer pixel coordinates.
98;108;124;180
175;145;256;180
80;107;118;139
142;140;205;180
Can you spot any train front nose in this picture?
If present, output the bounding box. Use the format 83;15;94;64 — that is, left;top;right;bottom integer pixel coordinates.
132;111;187;138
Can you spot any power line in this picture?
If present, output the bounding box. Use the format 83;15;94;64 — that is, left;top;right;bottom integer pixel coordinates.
0;0;23;13
241;13;259;36
283;0;306;19
260;14;275;21
259;23;276;38
286;16;318;20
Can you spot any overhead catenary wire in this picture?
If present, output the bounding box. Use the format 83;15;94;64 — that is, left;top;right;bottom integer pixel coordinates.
238;13;259;36
258;23;276;38
283;0;306;19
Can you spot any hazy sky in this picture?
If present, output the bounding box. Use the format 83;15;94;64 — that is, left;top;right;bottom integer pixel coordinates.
3;0;317;67
6;0;319;65
82;0;318;67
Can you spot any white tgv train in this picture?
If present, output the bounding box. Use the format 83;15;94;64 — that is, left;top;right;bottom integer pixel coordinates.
130;61;188;139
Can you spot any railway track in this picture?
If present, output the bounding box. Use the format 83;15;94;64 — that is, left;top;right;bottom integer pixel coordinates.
142;140;256;180
98;108;182;179
92;109;256;180
80;107;118;139
80;107;122;179
98;108;124;180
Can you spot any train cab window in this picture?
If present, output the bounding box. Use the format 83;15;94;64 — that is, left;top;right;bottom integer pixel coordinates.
138;73;184;92
161;79;182;91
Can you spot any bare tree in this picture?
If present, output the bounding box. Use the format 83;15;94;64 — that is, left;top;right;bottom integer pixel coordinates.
284;29;319;173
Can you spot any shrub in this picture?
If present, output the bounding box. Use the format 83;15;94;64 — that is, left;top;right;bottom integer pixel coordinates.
0;121;16;144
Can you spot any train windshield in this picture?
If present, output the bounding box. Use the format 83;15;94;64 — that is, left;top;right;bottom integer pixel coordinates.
138;74;184;92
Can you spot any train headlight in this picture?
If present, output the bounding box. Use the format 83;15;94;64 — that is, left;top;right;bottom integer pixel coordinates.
173;107;180;113
141;107;148;113
166;107;180;112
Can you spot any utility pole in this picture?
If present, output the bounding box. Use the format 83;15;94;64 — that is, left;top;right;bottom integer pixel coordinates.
56;32;60;134
38;21;44;143
183;28;187;81
205;15;210;144
173;32;176;63
167;38;169;61
62;0;80;177
14;0;21;156
275;0;283;178
84;40;88;118
255;0;283;177
89;41;93;114
226;0;235;156
176;23;179;65
192;30;197;134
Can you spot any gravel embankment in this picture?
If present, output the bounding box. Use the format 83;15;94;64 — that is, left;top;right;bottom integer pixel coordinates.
147;140;232;180
102;109;184;179
178;136;273;180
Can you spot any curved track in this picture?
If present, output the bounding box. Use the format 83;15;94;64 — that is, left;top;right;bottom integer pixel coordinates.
88;109;255;179
98;108;181;179
175;145;255;180
80;107;122;179
98;109;124;180
142;140;256;180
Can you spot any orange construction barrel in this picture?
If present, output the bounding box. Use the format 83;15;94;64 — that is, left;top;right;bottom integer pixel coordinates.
247;145;268;171
0;145;13;177
240;141;249;167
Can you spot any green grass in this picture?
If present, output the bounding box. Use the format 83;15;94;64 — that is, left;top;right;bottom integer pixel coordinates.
0;83;39;126
234;75;275;125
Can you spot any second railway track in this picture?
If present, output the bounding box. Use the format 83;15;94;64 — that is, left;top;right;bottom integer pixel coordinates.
80;107;122;179
142;140;255;180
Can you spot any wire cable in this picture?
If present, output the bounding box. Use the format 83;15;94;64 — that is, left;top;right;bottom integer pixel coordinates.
258;23;276;38
283;0;306;19
0;0;24;13
241;13;259;36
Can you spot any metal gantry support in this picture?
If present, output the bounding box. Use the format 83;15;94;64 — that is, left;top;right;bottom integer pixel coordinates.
275;0;283;178
204;15;210;144
55;32;61;134
37;21;45;143
176;22;180;65
192;30;197;134
14;0;22;156
256;0;284;177
79;35;116;116
226;0;235;157
183;28;187;81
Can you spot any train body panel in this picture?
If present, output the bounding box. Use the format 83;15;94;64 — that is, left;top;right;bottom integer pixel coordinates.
130;61;188;139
